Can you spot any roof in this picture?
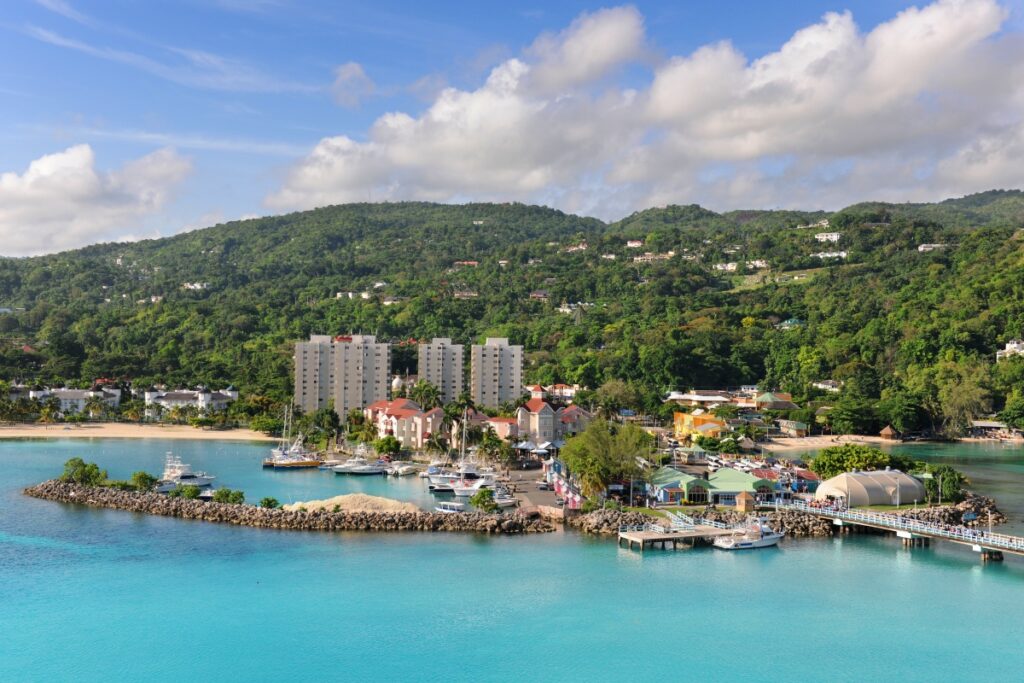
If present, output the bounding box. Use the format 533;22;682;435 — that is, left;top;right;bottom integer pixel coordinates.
366;400;390;411
707;468;772;493
651;466;703;488
487;416;517;424
522;398;552;414
527;384;545;392
751;468;781;480
815;470;925;506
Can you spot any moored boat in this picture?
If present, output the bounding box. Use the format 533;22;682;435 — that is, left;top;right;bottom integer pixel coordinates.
434;501;466;514
155;452;215;492
712;517;784;550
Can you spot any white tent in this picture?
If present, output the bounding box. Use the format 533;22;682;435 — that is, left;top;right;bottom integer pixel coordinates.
815;470;926;507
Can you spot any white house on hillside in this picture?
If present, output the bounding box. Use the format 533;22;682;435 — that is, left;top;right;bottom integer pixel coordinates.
144;387;238;415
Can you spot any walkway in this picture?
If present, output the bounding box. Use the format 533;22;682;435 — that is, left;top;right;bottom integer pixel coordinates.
778;500;1023;560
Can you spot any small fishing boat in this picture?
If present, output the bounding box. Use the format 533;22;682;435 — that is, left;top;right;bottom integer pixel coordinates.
388;464;417;477
712;517;784;550
434;501;466;514
452;478;491;497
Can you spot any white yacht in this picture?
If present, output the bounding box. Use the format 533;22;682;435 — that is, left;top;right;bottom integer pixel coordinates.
452;478;492;497
388;464;417;477
427;462;497;489
712;517;784;550
493;490;518;508
155;452;215;492
332;456;387;475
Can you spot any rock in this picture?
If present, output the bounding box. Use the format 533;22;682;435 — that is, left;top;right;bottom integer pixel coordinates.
22;481;554;536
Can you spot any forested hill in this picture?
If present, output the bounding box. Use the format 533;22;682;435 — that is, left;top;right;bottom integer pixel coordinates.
1;192;1023;433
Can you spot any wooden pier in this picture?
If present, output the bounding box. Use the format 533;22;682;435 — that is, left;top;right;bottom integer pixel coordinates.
618;523;733;551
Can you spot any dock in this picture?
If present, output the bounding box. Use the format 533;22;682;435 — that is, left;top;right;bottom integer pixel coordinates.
618;523;733;551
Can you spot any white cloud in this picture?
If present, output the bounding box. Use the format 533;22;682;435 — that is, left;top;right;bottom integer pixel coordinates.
331;62;376;108
0;145;191;256
24;26;319;94
269;0;1024;217
525;5;646;92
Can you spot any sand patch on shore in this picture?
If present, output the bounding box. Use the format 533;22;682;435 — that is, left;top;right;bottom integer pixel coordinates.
282;493;420;513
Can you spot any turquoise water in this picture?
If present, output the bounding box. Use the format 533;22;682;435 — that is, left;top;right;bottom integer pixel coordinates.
3;438;1024;682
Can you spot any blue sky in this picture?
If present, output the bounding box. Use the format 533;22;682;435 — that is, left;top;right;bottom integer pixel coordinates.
1;0;1023;255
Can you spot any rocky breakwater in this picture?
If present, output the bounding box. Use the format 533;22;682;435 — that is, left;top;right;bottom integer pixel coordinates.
23;481;554;535
893;492;1006;527
568;507;834;537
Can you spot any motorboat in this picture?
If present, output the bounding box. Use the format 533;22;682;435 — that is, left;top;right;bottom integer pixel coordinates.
452;478;492;497
155;452;215;492
434;501;466;514
427;462;497;489
332;456;387;475
388;464;417;477
493;490;518;508
712;517;784;550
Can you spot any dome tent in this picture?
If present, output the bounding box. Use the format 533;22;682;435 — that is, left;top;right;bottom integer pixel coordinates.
814;470;926;507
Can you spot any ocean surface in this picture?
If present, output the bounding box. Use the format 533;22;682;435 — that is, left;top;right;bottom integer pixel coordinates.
2;437;1024;682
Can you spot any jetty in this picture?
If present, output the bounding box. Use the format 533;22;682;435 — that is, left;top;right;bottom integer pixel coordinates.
617;517;734;551
778;501;1023;562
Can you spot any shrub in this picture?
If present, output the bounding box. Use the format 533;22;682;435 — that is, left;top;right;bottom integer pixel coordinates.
469;488;498;513
59;457;107;486
213;488;245;504
259;497;280;509
169;484;202;499
130;471;158;491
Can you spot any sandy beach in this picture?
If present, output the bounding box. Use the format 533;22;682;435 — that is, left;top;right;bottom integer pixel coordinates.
761;434;889;453
0;422;276;442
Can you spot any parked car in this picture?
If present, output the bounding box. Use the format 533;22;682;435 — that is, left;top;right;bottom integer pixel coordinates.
537;482;550;491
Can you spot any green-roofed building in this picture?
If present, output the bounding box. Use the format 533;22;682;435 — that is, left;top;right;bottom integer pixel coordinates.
707;468;775;505
649;466;711;505
754;391;800;411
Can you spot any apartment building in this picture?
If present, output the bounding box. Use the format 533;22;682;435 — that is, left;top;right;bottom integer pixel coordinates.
469;337;523;408
294;334;390;415
417;337;464;404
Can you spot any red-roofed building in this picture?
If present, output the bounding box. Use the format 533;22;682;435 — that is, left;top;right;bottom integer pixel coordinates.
485;416;519;441
364;399;444;450
526;384;546;399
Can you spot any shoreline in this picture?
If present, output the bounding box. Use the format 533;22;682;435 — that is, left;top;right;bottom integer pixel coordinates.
0;422;276;442
762;433;1023;453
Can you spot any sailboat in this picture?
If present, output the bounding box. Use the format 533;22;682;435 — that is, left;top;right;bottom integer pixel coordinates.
263;404;321;469
427;406;494;493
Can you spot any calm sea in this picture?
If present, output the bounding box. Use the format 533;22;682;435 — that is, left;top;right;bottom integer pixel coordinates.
2;437;1023;682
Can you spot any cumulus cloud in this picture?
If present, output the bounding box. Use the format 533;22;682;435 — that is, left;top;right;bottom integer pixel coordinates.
269;0;1024;217
332;62;376;107
0;145;190;256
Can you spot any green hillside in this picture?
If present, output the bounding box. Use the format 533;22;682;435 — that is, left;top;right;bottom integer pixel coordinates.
1;191;1023;434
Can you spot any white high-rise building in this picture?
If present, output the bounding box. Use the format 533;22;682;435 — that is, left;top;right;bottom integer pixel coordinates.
470;337;523;408
294;335;390;416
418;338;464;404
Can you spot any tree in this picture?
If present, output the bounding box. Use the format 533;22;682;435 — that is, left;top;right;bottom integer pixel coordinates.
213;488;245;504
84;395;108;420
920;464;967;504
560;420;650;498
809;444;891;479
60;457;107;485
409;379;442;410
469;488;498;513
998;393;1024;430
373;435;402;456
259;497;280;509
130;470;158;491
828;396;880;435
168;484;201;499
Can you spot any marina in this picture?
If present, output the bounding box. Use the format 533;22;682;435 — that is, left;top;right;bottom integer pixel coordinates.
4;438;1024;682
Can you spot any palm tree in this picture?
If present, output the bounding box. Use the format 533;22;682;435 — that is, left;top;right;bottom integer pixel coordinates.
84;396;107;420
409;380;442;410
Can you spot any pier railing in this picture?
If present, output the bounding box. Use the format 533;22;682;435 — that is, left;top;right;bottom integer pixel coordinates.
779;501;1024;553
666;510;731;530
